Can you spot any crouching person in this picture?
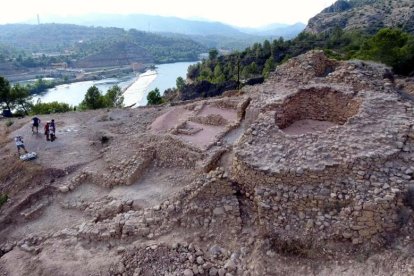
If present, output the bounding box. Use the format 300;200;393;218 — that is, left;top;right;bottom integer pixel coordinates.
15;136;28;156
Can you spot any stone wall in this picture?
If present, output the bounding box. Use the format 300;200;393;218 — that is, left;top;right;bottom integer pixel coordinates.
151;135;203;169
274;87;361;129
178;169;242;241
232;154;409;244
189;114;229;126
230;51;414;246
73;169;241;246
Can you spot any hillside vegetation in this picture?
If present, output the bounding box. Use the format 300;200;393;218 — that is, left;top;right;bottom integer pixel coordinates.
176;27;413;102
0;24;206;70
32;14;305;50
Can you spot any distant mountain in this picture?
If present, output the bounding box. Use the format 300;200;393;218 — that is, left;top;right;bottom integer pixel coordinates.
237;22;305;38
0;24;207;70
33;14;247;37
305;0;414;34
28;14;304;50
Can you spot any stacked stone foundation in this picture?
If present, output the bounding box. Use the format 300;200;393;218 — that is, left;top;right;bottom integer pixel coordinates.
274;87;361;129
232;154;408;244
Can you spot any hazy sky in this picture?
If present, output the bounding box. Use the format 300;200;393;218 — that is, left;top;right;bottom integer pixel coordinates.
2;0;337;27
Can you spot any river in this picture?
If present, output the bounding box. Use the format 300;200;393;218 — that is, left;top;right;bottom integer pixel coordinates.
35;61;198;107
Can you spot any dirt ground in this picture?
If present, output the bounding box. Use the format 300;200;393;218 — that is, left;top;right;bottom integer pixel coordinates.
281;119;338;136
0;101;252;275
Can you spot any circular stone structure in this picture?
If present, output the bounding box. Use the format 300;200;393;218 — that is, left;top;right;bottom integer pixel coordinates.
232;51;414;245
274;87;361;131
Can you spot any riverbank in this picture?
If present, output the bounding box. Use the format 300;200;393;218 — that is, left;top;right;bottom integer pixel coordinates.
123;70;157;107
34;61;198;107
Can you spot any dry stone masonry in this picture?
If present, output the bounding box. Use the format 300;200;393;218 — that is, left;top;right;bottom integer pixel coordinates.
233;50;414;245
2;50;414;275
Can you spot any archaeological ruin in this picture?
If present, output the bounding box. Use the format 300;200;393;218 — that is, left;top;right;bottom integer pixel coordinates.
1;51;413;275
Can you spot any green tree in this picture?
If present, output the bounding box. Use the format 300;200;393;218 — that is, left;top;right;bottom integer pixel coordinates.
208;48;219;60
249;62;259;75
81;85;104;109
357;28;409;67
103;85;124;108
0;76;12;112
176;76;186;91
263;40;272;58
187;64;200;80
397;36;414;75
0;193;8;208
213;64;226;83
11;84;31;115
198;67;213;82
147;88;163;105
262;57;275;78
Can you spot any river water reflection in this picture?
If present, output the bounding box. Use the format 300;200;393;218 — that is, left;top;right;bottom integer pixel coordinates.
35;61;198;107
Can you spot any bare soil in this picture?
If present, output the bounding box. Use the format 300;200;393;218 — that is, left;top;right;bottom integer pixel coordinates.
282;119;338;135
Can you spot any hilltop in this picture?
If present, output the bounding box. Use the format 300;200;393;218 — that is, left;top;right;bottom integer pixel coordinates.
32;14;305;49
305;0;414;34
0;24;206;78
1;51;414;275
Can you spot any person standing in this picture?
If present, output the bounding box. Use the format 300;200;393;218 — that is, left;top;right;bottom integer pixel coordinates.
32;116;41;134
50;119;56;142
15;136;28;155
44;121;50;141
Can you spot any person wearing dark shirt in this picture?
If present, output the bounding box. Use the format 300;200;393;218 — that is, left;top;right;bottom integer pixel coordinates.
32;116;41;134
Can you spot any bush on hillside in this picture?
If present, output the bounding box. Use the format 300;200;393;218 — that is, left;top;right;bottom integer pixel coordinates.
187;27;414;90
147;88;163;105
79;85;124;110
356;28;414;75
30;101;72;114
5;119;13;127
0;193;8;208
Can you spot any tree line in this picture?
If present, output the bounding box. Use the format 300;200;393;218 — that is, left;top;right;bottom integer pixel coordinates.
186;27;414;86
4;27;414;112
0;75;124;116
144;27;414;107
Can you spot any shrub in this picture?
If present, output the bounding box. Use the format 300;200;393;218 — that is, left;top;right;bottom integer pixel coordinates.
80;85;105;110
30;101;72;114
147;88;163;105
0;193;8;208
79;85;124;110
5;119;13;127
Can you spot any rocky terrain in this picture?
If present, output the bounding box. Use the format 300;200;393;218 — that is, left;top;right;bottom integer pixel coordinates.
1;51;414;275
305;0;414;34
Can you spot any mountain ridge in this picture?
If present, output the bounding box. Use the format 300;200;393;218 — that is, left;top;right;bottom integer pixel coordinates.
26;13;304;40
305;0;414;34
0;23;206;74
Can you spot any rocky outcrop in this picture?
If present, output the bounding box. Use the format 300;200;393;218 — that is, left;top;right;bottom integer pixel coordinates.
321;0;352;13
305;0;414;34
